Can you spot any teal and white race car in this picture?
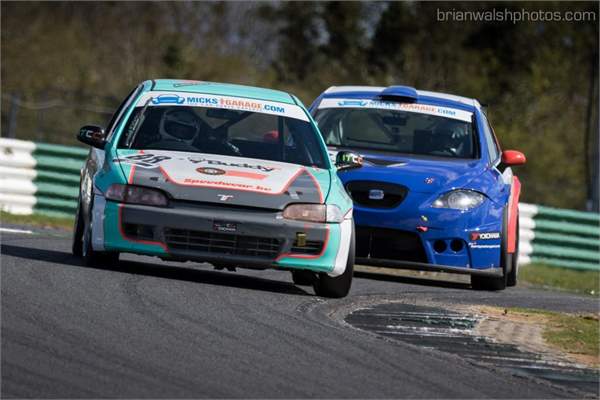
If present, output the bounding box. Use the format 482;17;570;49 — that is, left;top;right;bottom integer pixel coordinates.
72;79;361;297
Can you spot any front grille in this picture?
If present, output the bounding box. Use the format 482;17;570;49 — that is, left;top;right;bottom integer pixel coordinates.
356;226;427;262
290;240;324;255
346;181;408;209
164;228;282;259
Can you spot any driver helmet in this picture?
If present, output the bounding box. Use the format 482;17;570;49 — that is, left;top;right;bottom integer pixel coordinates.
434;120;469;148
159;108;201;143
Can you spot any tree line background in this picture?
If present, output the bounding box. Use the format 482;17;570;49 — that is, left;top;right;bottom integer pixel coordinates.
1;1;598;210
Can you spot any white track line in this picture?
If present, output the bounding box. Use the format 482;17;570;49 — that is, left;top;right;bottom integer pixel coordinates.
0;227;34;235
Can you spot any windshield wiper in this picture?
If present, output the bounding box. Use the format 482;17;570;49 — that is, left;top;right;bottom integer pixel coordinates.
126;97;152;148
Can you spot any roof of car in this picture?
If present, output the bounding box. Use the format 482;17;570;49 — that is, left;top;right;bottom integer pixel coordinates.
148;79;298;105
322;85;481;110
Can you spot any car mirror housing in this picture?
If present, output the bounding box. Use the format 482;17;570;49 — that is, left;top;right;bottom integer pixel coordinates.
501;150;526;166
77;125;107;149
335;151;363;171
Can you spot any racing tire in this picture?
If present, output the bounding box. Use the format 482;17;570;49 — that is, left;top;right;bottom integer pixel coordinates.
291;270;317;286
81;205;119;268
471;255;508;291
313;224;355;298
507;211;519;287
471;208;509;291
72;199;84;257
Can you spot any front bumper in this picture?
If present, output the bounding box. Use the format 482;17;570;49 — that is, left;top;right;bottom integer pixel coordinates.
100;197;346;274
353;193;505;270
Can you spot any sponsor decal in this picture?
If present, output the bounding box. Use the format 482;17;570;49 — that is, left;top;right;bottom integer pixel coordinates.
217;194;234;202
117;150;310;195
469;244;501;249
196;167;226;176
118;153;277;174
424;177;435;184
186;96;219;105
470;232;501;241
318;98;473;123
119;153;172;168
264;104;286;113
152;94;185;105
219;98;262;111
136;91;309;121
338;100;367;107
188;157;279;173
337;152;363;166
180;178;276;192
196;166;267;180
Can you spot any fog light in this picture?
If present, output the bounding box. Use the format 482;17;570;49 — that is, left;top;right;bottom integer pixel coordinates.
433;240;447;253
450;239;464;252
296;232;307;247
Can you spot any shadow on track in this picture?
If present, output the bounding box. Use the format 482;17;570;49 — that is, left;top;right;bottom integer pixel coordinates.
354;270;472;291
1;244;309;296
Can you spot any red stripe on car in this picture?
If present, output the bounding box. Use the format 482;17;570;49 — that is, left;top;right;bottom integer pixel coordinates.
224;170;267;180
507;176;521;254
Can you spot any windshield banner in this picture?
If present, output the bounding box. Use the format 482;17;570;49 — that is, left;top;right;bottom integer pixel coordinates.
318;98;473;123
134;91;309;122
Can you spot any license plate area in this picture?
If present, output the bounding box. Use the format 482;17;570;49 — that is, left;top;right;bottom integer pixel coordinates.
213;221;237;233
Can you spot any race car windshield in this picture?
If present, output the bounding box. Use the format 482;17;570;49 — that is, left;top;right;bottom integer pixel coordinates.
314;107;477;159
118;106;328;169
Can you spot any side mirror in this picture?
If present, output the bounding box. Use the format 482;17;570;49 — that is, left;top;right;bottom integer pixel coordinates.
77;125;107;149
335;151;363;171
501;150;526;166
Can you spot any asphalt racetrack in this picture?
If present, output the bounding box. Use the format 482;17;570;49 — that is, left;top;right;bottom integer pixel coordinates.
2;225;598;398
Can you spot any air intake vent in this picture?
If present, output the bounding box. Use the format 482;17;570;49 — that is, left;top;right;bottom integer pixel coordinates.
164;228;282;259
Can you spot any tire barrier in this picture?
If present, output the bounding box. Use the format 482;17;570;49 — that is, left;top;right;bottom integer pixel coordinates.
1;138;598;270
0;138;87;218
519;203;599;270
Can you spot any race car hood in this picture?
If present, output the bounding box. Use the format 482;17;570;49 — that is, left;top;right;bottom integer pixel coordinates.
114;149;330;210
329;148;483;194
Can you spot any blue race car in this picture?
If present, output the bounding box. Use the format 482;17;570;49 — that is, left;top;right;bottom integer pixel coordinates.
310;86;526;290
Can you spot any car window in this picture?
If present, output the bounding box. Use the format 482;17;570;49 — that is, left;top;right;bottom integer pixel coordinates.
314;105;477;159
105;85;143;140
480;112;500;164
117;105;327;169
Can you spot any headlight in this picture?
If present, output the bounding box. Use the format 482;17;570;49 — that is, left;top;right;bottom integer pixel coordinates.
283;204;344;223
432;190;485;210
105;184;168;207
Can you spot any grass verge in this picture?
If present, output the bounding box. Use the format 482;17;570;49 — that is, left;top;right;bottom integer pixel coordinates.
507;307;599;367
1;211;74;230
519;263;599;297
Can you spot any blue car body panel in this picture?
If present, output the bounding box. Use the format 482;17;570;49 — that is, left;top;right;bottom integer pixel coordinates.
310;86;519;272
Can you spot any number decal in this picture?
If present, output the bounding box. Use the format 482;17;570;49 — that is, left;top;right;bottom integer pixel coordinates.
120;154;171;168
